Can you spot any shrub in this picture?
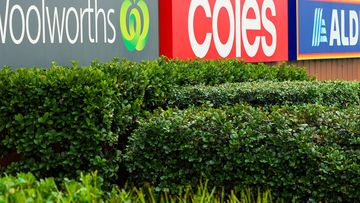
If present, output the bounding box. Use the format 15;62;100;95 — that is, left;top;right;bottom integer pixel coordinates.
138;58;311;109
167;81;359;109
0;58;310;184
90;59;149;142
0;173;104;202
0;66;121;182
126;104;360;202
153;59;310;86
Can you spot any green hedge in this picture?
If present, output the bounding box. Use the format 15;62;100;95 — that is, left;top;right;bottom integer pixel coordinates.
0;58;310;184
94;58;311;109
150;58;310;86
167;81;360;109
0;67;122;182
126;105;360;202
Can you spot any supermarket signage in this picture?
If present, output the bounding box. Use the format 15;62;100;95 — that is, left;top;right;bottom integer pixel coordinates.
0;0;159;67
297;0;360;60
159;0;288;62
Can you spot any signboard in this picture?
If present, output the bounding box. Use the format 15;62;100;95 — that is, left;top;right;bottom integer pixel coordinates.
159;0;288;62
296;0;360;60
0;0;159;67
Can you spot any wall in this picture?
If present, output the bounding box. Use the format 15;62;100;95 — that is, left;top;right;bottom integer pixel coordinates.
290;59;360;81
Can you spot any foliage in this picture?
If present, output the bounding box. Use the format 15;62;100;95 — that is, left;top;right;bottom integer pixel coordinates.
167;81;359;109
126;104;360;202
137;58;311;109
0;58;309;182
0;172;104;203
0;173;290;203
0;66;121;183
0;55;316;197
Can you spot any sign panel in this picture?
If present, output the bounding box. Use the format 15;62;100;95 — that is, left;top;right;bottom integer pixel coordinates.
0;0;159;67
297;0;360;60
159;0;288;62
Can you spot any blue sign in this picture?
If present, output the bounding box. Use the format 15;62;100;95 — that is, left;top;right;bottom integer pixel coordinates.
296;0;360;60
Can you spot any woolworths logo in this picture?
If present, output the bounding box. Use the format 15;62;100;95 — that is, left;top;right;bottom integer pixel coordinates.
0;0;150;52
120;0;149;51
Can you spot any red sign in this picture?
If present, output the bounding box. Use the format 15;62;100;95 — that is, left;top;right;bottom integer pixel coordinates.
159;0;288;62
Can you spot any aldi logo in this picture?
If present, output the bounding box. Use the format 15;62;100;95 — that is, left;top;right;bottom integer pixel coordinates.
297;0;360;60
312;8;327;47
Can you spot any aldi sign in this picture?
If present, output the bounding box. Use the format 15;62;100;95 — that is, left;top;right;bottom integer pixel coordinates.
160;0;288;62
296;0;360;60
0;0;159;67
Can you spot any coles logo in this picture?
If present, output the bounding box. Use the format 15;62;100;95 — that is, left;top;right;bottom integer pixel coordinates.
160;0;288;62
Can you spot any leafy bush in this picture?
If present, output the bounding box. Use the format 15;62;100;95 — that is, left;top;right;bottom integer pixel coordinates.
137;58;311;109
0;58;310;184
152;59;310;86
126;105;360;202
0;66;121;182
0;173;104;203
92;58;310;110
90;59;149;143
0;173;287;203
167;81;359;109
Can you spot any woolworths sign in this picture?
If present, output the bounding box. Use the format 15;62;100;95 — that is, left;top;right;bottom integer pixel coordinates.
0;0;158;67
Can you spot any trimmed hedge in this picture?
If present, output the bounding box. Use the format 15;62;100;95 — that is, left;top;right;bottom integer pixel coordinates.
151;58;311;86
126;105;360;202
0;66;122;182
94;58;311;109
0;58;310;184
167;81;360;109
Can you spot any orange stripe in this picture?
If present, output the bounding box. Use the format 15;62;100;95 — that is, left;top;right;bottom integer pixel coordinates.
298;52;360;60
311;0;360;4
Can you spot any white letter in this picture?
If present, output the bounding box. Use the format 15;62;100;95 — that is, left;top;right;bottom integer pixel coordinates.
86;0;94;43
236;0;241;57
80;8;85;43
261;0;277;57
242;0;261;57
330;9;341;46
95;0;106;43
188;0;212;58
349;10;358;46
9;4;25;44
213;0;234;58
341;10;349;46
46;7;66;43
42;0;46;43
107;9;116;44
26;5;42;44
0;0;10;43
66;7;79;44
